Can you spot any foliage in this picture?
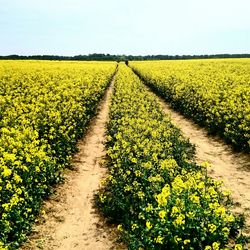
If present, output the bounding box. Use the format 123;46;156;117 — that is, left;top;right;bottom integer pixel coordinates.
130;59;250;152
0;60;117;248
98;64;246;249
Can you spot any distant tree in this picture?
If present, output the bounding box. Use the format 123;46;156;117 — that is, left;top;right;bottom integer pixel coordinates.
0;53;249;61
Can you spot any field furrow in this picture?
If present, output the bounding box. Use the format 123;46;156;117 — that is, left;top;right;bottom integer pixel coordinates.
140;78;250;244
21;74;123;250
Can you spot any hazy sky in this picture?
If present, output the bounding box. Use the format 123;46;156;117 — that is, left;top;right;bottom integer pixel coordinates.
0;0;250;55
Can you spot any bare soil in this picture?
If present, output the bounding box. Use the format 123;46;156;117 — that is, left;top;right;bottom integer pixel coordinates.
156;97;250;237
21;81;125;250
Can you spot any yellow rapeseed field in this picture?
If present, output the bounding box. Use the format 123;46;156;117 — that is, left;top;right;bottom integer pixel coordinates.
0;60;248;249
130;59;250;152
0;60;116;249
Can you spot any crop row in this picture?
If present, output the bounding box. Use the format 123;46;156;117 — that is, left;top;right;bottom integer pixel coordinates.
99;64;245;249
0;61;117;249
130;59;250;152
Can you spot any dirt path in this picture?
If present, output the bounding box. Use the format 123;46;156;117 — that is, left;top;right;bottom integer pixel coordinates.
22;80;123;250
152;94;250;235
130;68;250;239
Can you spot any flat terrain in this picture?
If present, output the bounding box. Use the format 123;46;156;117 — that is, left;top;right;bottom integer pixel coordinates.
21;69;249;249
21;81;124;250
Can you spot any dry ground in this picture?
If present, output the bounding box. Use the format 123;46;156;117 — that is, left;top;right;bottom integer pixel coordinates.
157;97;250;239
21;81;125;250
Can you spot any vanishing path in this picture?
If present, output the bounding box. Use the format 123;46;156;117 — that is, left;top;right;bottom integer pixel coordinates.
22;79;122;250
150;90;250;236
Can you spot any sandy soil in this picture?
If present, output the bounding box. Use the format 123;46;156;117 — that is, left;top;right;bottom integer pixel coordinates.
21;80;125;250
154;96;250;237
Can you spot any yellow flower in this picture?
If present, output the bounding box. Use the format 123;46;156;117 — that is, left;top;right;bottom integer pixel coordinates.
197;181;205;189
158;210;166;219
172;176;185;194
212;242;220;250
189;194;200;204
145;203;153;212
135;170;141;176
146;221;152;230
6;182;12;190
41;209;46;216
222;189;231;196
2;203;10;212
171;206;179;215
3;152;16;162
174;236;182;243
35;166;41;172
137;191;145;200
126;170;131;175
214;206;226;217
234;244;243;250
131;158;137;163
13;174;22;183
154;235;164;244
0;240;8;250
173;214;185;226
99;194;106;203
208;187;217;197
131;223;138;231
117;224;123;231
162;184;170;195
156;193;167;206
209;202;220;210
160;158;178;171
208;223;217;233
138;212;145;220
205;246;212;250
2;167;12;177
225;214;235;223
124;184;132;192
16;188;22;195
183;239;190;245
187;211;195;219
201;161;211;168
222;227;230;236
152;153;158;162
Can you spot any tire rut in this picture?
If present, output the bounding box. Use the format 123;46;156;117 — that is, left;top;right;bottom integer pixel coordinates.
21;77;124;250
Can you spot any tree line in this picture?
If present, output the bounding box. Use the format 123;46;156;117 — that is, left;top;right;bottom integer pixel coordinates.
0;53;249;61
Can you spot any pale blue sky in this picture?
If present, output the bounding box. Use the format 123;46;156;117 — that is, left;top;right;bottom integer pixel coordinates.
0;0;250;56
